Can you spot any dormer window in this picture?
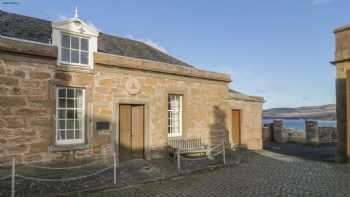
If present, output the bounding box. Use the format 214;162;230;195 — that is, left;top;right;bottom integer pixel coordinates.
61;34;89;65
52;17;98;69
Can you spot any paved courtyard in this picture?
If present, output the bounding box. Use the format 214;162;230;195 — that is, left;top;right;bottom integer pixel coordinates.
85;150;350;197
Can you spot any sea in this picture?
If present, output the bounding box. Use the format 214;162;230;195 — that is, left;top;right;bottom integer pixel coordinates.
263;119;336;132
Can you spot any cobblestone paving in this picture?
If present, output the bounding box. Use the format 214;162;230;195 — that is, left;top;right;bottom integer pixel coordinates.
86;150;350;197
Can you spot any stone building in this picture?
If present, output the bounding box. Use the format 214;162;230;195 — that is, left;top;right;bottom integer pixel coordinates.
333;23;350;162
0;10;264;164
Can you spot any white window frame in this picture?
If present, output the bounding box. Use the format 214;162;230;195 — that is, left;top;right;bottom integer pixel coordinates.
55;87;85;145
60;33;90;67
168;95;183;137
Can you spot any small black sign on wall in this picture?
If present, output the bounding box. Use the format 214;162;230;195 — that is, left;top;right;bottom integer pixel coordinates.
96;122;110;130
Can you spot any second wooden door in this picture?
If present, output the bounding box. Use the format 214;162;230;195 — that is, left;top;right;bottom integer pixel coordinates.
231;110;241;145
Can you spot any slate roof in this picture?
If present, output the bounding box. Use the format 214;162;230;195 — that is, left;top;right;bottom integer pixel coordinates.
229;89;264;102
0;10;191;67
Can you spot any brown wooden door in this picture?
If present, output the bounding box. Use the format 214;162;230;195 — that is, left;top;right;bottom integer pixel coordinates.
131;105;144;158
232;110;241;145
119;104;144;161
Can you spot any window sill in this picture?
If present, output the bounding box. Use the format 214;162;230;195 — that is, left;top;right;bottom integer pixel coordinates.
49;143;90;152
57;64;94;74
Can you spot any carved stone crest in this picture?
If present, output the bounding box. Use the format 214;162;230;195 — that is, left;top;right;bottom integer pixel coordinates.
125;78;141;95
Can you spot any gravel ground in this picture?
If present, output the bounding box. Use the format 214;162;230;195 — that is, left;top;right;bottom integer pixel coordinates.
264;142;336;162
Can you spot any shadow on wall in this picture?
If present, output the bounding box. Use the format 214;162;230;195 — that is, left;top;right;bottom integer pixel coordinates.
209;106;229;145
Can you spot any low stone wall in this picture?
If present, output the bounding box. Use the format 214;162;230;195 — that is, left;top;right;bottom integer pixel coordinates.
319;127;337;143
263;120;336;144
284;128;305;143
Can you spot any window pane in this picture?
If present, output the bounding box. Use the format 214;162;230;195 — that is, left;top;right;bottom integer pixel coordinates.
67;110;75;119
81;39;88;51
62;35;70;48
59;98;66;108
75;130;81;139
67;89;75;98
58;120;65;129
61;48;70;62
66;130;74;139
76;89;83;98
71;36;79;49
75;99;83;109
58;88;66;97
75;120;81;129
58;109;66;119
59;130;65;140
76;110;83;119
67;99;74;108
80;51;88;65
67;120;74;129
71;50;79;63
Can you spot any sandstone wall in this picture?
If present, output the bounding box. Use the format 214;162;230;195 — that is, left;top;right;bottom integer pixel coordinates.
0;52;239;164
93;65;230;159
319;127;337;143
227;99;263;150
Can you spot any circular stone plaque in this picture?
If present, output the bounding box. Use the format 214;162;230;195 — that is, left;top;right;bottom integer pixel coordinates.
125;78;141;95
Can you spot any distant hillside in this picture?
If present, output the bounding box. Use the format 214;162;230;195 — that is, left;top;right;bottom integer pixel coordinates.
263;104;336;120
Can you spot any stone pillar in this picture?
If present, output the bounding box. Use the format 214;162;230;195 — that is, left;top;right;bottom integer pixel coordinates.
272;120;287;143
334;25;350;162
262;123;272;144
305;120;319;144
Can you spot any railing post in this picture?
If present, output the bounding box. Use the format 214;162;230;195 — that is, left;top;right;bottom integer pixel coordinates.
177;148;181;174
113;151;116;184
11;157;15;197
222;143;226;165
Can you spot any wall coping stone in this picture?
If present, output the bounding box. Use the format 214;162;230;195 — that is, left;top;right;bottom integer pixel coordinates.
0;35;57;58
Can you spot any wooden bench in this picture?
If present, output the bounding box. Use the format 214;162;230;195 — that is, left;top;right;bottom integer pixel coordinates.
167;137;209;157
168;137;227;173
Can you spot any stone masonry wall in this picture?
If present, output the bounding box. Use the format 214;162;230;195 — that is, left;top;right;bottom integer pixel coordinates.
227;99;263;150
263;120;336;144
0;52;247;164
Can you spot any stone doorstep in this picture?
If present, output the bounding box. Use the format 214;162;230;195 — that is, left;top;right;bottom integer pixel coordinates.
55;153;243;197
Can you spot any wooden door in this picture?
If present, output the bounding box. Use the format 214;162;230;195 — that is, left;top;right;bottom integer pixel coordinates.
131;105;144;158
119;105;132;160
119;104;144;161
232;110;241;145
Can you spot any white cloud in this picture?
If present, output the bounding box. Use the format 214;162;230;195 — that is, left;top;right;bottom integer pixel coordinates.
126;34;168;53
312;0;334;5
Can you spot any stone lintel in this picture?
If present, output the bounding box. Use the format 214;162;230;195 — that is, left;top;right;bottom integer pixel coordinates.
94;52;232;82
0;35;57;58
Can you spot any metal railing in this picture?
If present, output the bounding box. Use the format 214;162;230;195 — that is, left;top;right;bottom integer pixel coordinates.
0;152;118;197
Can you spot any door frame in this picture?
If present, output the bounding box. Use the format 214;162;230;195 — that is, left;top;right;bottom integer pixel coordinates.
231;109;242;145
113;98;151;164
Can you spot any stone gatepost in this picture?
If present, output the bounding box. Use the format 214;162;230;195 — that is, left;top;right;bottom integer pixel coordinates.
273;120;287;143
334;24;350;162
262;123;273;144
305;120;319;144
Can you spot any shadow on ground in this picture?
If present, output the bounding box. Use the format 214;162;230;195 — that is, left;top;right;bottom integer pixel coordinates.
263;142;337;162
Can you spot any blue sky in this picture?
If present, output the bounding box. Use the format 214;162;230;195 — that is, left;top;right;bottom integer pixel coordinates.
1;0;348;109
